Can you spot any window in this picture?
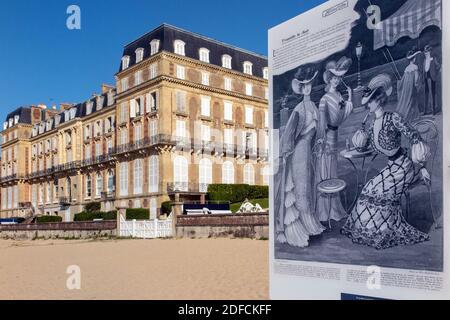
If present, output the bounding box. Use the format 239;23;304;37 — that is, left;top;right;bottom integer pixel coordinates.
85;145;91;160
264;111;269;128
120;103;127;123
245;83;253;96
149;119;158;138
201;96;211;117
86;175;92;198
150;39;160;55
120;130;127;145
224;101;233;121
149;63;158;79
222;55;232;69
66;132;72;145
149;155;159;193
224;77;232;91
244;164;255;185
245;106;254;125
199;48;210;63
176;91;186;113
107;138;113;154
95;142;101;158
176;65;185;80
135;48;144;63
174;40;186;56
199;158;212;192
146;91;158;113
120;162;128;196
96;173;103;198
121;78;128;92
222;161;234;184
95;121;102;137
262;166;270;185
134;159;143;194
201;124;210;142
263;67;269;80
243;61;253;75
224;128;233;145
84;125;91;140
135;70;143;86
53;180;58;202
173;156;188;191
130;97;143;118
150;198;157;219
107;170;114;193
121;56;130;70
13;185;18;208
176;120;186;138
31;185;37;208
134;123;142;142
201;72;210;86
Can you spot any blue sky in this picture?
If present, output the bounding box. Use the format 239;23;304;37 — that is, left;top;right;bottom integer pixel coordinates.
0;0;326;120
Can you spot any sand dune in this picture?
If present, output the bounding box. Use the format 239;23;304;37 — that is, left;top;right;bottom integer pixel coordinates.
0;238;268;300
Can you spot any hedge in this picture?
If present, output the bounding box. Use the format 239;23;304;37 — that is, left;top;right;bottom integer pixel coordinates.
84;202;101;213
207;184;269;203
126;208;150;220
36;216;63;223
161;201;172;215
74;211;117;222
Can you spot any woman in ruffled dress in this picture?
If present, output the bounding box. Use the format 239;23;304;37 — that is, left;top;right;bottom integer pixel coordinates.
342;74;431;250
276;67;326;248
315;57;354;224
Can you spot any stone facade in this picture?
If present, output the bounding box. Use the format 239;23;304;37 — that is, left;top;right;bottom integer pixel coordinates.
0;24;269;221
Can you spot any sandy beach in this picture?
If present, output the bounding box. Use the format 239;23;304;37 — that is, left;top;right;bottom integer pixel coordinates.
0;238;268;300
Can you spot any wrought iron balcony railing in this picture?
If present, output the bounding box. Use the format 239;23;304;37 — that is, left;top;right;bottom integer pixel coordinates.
167;182;210;194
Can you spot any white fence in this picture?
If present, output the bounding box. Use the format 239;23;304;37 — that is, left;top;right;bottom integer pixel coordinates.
119;214;173;239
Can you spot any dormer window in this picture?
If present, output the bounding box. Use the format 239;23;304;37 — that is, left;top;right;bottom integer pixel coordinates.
46;119;53;131
8;119;13;128
3;122;8;130
14;115;20;125
107;90;115;106
86;101;93;115
222;55;232;69
121;56;130;70
150;39;160;55
69;108;77;119
97;96;104;111
263;67;269;80
55;115;61;126
243;61;253;75
135;48;144;63
174;40;186;56
199;48;210;63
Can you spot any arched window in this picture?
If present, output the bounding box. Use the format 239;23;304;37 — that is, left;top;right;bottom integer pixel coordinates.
244;164;255;185
173;156;188;191
243;61;253;75
199;158;212;192
120;162;128;196
95;173;103;198
121;55;130;70
135;48;144;63
262;166;270;185
222;55;232;69
174;40;186;56
134;159;143;194
149;155;159;193
150;39;160;55
222;161;234;184
86;175;92;198
199;48;210;63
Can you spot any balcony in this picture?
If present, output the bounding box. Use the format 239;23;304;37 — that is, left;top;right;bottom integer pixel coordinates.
0;174;17;183
59;197;71;205
115;135;175;155
167;182;209;194
81;154;115;168
101;191;115;200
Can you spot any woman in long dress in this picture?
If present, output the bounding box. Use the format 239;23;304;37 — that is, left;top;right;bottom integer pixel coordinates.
276;67;326;248
342;74;431;250
315;57;353;224
396;48;421;122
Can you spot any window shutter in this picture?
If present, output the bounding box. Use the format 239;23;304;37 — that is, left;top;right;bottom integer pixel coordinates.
145;93;151;113
139;96;145;115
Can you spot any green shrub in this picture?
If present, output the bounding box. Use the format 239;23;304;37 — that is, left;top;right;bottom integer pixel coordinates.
126;208;150;220
36;215;63;223
207;184;269;204
84;202;101;213
74;211;117;222
161;201;172;215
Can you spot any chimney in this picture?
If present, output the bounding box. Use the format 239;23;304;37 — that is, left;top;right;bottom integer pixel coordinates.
60;103;73;111
101;84;115;94
38;104;47;109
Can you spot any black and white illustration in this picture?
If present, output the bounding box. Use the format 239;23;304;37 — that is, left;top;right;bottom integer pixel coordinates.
273;0;443;271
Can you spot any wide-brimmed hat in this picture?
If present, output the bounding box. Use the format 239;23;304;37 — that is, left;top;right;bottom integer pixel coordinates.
323;57;352;84
424;45;433;53
361;74;393;105
406;47;421;60
292;67;318;94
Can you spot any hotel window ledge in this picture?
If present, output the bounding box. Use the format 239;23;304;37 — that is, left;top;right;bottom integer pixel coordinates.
175;109;189;117
200;115;213;122
223;119;234;125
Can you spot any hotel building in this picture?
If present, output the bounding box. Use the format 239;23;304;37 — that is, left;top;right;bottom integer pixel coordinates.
0;24;269;220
